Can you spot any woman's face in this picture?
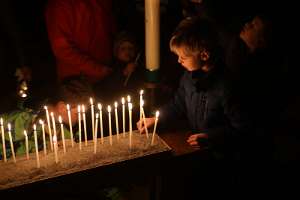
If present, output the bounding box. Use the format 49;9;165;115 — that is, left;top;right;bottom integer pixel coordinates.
117;41;136;63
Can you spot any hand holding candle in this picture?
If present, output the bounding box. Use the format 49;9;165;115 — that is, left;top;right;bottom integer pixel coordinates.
7;123;16;163
0;118;7;162
33;124;40;168
23;130;29;160
151;111;160;145
58;116;66;153
39;120;47;155
66;104;74;147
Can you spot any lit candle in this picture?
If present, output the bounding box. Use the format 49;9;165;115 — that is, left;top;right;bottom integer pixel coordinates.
151;111;160;145
139;90;144;126
98;104;104;144
141;100;149;138
121;97;126;137
53;135;58;163
44;106;53;151
94;113;99;154
108;105;112;146
33;124;40;168
90;98;95;141
66;104;74;147
23;130;29;160
7;123;16;163
82;105;87;146
39;119;47;155
0;118;7;162
50;112;57;147
128;103;133;148
127;95;131;139
58;116;66;153
114;102;119;140
77;105;82;150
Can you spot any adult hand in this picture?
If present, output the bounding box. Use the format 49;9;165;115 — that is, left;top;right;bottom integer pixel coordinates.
123;62;137;76
187;133;208;150
136;117;155;134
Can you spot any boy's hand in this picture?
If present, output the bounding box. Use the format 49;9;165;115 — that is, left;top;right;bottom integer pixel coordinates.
123;62;137;76
187;133;208;150
137;117;155;134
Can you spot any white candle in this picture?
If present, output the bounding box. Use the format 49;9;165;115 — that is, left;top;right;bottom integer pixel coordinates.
53;135;58;163
58;116;66;153
0;118;7;162
66;104;74;147
114;102;119;140
33;124;40;168
7;123;16;163
94;113;99;154
151;111;160;145
127;95;131;140
44;106;53;151
39;119;47;155
98;104;104;144
90;98;95;141
82;105;87;146
50;112;57;145
139;90;144;125
77;105;82;150
128;103;133;148
108;105;112;146
23;130;29;160
121;97;126;137
141;100;149;138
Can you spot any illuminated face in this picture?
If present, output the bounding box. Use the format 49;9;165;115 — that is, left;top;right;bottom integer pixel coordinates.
173;46;200;71
240;16;265;50
117;41;136;63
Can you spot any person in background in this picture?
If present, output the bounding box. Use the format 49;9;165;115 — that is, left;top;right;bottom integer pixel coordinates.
45;0;116;84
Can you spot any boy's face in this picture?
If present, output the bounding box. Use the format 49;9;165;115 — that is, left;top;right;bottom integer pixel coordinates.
173;47;201;71
240;16;265;49
117;41;136;63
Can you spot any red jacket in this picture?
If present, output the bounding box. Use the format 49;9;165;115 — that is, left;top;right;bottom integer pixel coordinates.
45;0;115;82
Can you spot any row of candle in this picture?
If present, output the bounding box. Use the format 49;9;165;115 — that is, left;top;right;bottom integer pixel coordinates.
0;91;160;167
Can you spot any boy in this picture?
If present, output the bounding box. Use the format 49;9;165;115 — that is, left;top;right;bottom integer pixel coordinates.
137;17;246;156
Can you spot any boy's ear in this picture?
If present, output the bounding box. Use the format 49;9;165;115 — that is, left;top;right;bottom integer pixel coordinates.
200;49;210;61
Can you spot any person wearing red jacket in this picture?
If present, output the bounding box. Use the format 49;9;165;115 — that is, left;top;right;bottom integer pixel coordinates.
45;0;115;83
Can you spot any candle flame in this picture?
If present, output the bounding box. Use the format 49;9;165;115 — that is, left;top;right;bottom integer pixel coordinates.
78;105;81;112
58;116;62;123
81;105;85;112
127;95;131;102
107;105;111;112
66;104;70;110
53;135;57;143
0;118;3;125
50;112;54;117
8;123;11;131
90;97;93;105
24;130;27;137
33;124;37;130
44;106;48;110
128;103;133;110
156;111;160;118
114;102;118;108
39;119;44;125
121;97;125;104
96;113;99;118
140;90;144;95
98;103;102;110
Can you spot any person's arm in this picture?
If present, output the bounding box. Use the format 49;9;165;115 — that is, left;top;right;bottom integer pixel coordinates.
45;1;111;79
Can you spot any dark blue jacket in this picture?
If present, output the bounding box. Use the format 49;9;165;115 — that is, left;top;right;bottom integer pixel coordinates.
160;67;249;152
